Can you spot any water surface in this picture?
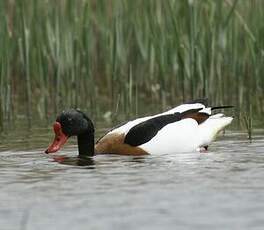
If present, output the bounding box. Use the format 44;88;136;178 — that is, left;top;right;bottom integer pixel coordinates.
1;125;264;230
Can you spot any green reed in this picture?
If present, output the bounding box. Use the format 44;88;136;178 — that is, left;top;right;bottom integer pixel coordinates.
0;0;263;129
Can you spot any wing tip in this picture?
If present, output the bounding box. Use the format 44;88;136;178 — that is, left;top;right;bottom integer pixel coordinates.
211;105;234;110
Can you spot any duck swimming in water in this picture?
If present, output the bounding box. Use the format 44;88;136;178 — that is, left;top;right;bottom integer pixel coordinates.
45;99;233;156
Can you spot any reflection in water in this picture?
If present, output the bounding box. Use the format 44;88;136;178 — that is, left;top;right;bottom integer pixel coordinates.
52;155;95;167
51;154;149;168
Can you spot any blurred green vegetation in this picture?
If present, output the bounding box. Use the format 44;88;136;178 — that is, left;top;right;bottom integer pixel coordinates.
0;0;263;130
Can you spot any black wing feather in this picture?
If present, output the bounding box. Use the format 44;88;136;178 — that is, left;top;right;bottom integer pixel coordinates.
124;108;203;147
124;113;181;146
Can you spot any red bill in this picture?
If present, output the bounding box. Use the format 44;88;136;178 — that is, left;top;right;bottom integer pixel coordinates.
45;122;69;154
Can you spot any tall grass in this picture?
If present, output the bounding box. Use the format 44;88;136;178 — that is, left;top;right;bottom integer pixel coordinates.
0;0;264;129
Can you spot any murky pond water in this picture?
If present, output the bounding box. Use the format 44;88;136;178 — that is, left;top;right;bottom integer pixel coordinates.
1;123;264;230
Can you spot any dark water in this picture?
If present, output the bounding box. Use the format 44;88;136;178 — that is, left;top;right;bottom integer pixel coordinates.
1;124;264;230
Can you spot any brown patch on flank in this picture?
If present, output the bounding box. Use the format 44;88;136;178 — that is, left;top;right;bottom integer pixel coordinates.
95;133;149;156
182;112;209;124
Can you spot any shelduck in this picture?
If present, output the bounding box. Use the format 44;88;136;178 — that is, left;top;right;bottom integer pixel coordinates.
45;99;233;156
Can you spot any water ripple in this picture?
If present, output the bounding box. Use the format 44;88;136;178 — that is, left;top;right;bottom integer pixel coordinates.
1;129;264;230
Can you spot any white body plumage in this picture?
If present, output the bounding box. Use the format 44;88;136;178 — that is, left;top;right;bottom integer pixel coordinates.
105;101;233;154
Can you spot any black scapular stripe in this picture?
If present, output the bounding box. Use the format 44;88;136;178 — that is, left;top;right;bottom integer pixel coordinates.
124;113;181;146
124;108;202;147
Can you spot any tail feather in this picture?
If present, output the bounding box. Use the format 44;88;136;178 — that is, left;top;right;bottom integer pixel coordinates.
198;116;233;146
